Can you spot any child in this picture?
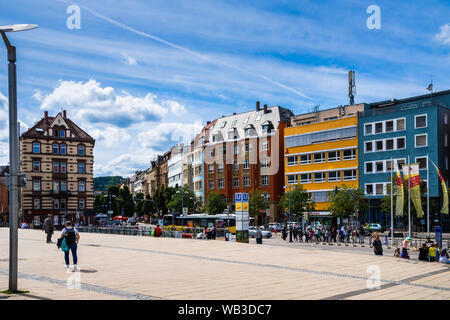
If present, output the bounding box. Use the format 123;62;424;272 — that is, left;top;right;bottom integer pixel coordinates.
393;248;401;258
428;243;437;262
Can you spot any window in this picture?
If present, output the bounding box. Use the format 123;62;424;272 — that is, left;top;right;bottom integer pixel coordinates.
261;141;269;151
78;163;85;174
79;199;85;210
375;140;383;151
228;131;235;140
245;128;254;137
385;120;394;132
218;178;224;188
375;183;384;195
416;157;427;170
313;153;325;163
208;165;214;173
364;124;372;135
262;124;272;134
233;177;239;188
261;176;269;186
61;181;67;192
234;145;238;155
244;176;251;186
61;162;66;173
60;144;66;155
287;175;298;185
365;141;373;152
312;191;329;203
415;115;427;128
285;127;357;148
217;164;224;172
376;161;384;172
386;160;393;171
397;159;406;168
397;137;406;149
32;143;40;154
300;173;311;184
209;149;215;158
415;134;427;147
61;199;66;210
328;151;340;162
343;170;357;181
223;147;227;155
60;129;65;138
78;181;85;192
78;145;85;156
375;122;383;133
53;144;59;154
386;139;394;150
366;184;373;195
446;134;448;148
53;162;59;173
343;149;356;160
445;114;448;125
233;160;239;171
33;198;40;209
328;171;341;182
300;154;311;164
53;199;59;209
365;162;373;173
54;128;58;137
314;172;326;182
33;180;40;191
396;118;405;131
261;158;270;168
208;180;214;189
243;160;250;169
32;161;40;172
53;181;59;193
287;156;298;166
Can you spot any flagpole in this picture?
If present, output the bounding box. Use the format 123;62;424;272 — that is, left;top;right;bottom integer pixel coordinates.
427;154;430;237
390;158;394;245
408;155;411;237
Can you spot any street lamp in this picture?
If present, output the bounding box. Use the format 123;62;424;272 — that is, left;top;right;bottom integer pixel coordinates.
1;23;38;292
283;185;294;242
176;190;190;233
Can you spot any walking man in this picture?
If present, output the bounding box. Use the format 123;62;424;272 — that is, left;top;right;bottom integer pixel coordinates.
43;214;54;243
256;226;263;244
373;233;383;256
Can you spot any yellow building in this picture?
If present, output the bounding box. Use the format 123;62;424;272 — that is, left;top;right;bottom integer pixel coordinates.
284;104;364;223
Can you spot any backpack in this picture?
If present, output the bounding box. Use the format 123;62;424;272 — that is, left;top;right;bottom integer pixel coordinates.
65;228;76;246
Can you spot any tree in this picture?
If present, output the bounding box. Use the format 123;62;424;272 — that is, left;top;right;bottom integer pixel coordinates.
113;186;135;217
279;184;315;221
167;187;197;214
328;184;367;219
206;191;226;215
249;189;269;225
134;192;145;216
94;193;105;213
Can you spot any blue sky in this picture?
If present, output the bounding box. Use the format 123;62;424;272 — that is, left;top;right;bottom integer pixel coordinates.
0;0;449;177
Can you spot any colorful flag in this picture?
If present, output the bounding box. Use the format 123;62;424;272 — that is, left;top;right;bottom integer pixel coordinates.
431;161;449;214
394;163;404;216
402;163;424;218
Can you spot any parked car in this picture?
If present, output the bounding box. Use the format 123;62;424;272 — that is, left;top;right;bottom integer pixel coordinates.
248;226;272;238
366;223;384;233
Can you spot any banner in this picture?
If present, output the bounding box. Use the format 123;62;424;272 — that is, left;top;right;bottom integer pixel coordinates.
431;161;449;214
394;163;404;216
402;164;424;218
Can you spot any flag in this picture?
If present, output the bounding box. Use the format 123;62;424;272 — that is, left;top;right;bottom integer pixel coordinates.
394;163;404;216
402;164;424;218
431;161;449;214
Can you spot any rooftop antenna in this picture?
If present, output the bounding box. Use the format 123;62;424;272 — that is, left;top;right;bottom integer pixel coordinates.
348;70;356;105
426;75;434;105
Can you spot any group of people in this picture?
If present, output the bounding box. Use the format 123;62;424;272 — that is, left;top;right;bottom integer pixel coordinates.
200;225;216;240
413;237;449;263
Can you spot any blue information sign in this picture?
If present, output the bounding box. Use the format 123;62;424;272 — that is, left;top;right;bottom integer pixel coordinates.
235;193;242;202
242;193;249;202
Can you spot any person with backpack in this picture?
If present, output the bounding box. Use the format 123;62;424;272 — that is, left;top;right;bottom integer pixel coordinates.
58;221;80;270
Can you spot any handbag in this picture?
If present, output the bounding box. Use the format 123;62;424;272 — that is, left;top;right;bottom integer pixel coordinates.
57;238;62;248
60;238;69;252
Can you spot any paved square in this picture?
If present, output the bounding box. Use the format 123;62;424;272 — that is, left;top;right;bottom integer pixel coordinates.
0;228;449;300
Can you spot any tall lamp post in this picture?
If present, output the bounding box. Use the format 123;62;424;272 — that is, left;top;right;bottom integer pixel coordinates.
1;24;38;292
176;189;190;233
283;185;294;242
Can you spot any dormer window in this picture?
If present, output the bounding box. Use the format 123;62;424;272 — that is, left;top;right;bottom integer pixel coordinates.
262;121;274;134
221;121;227;128
228;128;238;140
60;129;65;138
54;128;59;137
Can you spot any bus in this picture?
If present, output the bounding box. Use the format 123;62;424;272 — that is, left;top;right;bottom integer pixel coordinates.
162;213;236;234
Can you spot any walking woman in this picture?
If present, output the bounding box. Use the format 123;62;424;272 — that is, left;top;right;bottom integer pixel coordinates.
58;221;80;270
373;233;383;256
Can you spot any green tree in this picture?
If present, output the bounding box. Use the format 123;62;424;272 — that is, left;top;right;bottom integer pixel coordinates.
206;191;227;215
113;186;135;217
134;192;145;216
328;184;367;218
249;189;269;225
168;187;197;214
279;184;315;221
94;193;105;214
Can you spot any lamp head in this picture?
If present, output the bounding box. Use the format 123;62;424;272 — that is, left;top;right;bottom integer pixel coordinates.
0;24;38;32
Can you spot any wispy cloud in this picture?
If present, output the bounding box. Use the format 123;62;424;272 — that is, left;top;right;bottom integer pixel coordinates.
434;23;450;45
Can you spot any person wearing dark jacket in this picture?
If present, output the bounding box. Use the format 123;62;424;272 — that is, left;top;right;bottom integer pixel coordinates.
43;214;54;243
282;227;287;241
418;243;429;261
373;233;383;256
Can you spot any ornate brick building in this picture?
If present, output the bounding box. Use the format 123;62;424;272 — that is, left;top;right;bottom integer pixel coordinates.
19;110;95;227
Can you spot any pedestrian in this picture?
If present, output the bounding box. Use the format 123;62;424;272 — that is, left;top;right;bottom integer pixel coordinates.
293;227;298;242
429;243;437;262
418;243;429;261
273;223;278;237
373;233;383;256
153;224;162;237
256;226;263;244
400;237;411;259
207;228;212;240
425;236;433;247
282;226;287;241
435;243;441;261
210;225;216;240
58;221;80;270
42;214;54;243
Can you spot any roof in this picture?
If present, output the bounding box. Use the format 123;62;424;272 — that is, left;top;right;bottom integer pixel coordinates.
369;89;450;108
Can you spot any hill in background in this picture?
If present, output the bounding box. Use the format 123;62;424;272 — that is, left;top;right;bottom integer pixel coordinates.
94;176;124;191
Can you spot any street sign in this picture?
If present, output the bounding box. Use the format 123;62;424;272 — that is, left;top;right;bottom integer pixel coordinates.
235;193;242;202
242;193;249;202
183;207;188;214
236;212;249;221
243;202;249;212
235;202;243;212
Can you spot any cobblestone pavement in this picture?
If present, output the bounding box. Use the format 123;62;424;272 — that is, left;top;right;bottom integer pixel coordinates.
0;228;449;300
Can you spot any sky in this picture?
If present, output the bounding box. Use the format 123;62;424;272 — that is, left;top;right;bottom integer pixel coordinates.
0;0;449;177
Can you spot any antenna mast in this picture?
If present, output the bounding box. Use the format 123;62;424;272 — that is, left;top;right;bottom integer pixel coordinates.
348;70;356;105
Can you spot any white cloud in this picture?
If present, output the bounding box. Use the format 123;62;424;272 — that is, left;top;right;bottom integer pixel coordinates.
122;53;138;66
89;126;132;147
164;100;187;115
434;24;450;45
32;89;43;102
94;152;153;177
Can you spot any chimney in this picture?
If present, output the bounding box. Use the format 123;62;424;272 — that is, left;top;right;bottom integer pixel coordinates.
263;104;268;113
44;111;48;120
63;110;67;118
256;101;260;111
206;121;211;125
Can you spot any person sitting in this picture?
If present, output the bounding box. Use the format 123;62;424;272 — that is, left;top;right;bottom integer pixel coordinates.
400;237;411;259
439;249;450;264
154;224;162;237
393;248;401;258
418;243;429;261
429;243;437;262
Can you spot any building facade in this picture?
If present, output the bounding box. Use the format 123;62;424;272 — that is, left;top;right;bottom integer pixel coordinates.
168;144;186;189
284;104;364;225
0;166;8;222
20;110;95;227
358;90;450;231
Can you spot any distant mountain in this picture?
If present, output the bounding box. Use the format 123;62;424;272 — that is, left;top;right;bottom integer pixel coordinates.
94;176;124;191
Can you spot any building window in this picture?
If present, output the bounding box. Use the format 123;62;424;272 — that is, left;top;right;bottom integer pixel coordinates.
328;151;340;162
78;181;85;192
33;198;40;209
53;199;59;209
233;160;239;171
364;124;372;135
397;137;406;149
261;158;270;168
60;144;66;155
314;172;326;183
313;153;325;163
53;144;59;154
396;118;405;131
287;156;298;166
61;162;66;173
376;161;384;172
312;191;329;203
300;154;311;164
79;199;85;210
375;183;384;195
61;199;66;210
218;178;224;188
386;160;393;171
53;180;59;193
415;114;427;129
217;163;224;173
259;175;268;186
32;161;40;172
261;141;269;151
386;139;394;150
233;177;239;188
208;180;214;189
365;142;373;152
385;120;394;132
234;145;238;154
300;173;311;184
243;159;250;169
32;143;40;154
209;149;215;158
78;145;85;156
208;165;214;173
78;163;85;174
328;171;341;182
60;129;65;138
343;170;357;181
415;134;427;147
416;157;427;170
375;122;383;133
287;175;298;185
365;162;373;173
343;149;356;160
375;140;383;151
244;176;251;186
53;161;59;173
33;180;40;191
397;159;406;168
61;181;67;192
366;184;374;195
